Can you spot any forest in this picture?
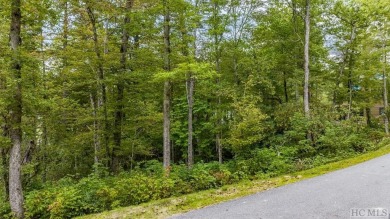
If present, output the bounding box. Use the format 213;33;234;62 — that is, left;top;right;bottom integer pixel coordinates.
0;0;390;218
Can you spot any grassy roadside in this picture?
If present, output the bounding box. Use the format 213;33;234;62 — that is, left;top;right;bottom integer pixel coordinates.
76;144;390;219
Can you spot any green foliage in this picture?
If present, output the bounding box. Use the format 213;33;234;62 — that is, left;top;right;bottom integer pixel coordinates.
0;202;11;219
228;102;267;153
154;62;219;82
0;0;389;218
6;129;385;219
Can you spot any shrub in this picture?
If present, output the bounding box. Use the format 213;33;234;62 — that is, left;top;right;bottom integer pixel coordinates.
15;130;387;219
47;187;83;219
25;188;56;219
152;177;176;199
189;165;217;190
114;174;155;206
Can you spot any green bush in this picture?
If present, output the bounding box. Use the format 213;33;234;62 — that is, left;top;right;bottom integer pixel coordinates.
11;129;387;219
114;174;154;206
75;176;115;213
0;201;12;219
47;187;83;219
25;188;56;219
152;177;176;199
239;148;293;176
189;165;217;190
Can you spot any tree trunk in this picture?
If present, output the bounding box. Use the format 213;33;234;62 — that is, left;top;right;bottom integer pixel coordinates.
333;62;345;107
90;93;100;164
41;121;48;183
163;0;172;170
186;77;194;167
217;133;222;164
283;71;288;103
63;0;68;61
383;43;389;135
212;1;223;164
346;25;356;120
9;0;24;217
112;0;133;173
86;5;110;167
291;0;300;103
303;0;310;119
346;53;354;120
179;12;195;168
365;107;371;127
163;81;171;169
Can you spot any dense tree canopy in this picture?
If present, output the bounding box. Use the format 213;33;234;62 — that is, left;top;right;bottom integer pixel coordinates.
0;0;390;218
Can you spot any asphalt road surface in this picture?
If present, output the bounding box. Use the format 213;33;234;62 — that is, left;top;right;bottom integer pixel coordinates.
170;154;390;219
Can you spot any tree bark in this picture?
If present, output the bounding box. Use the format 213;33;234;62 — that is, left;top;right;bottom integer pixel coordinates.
163;0;172;170
86;5;110;167
346;25;356;120
112;0;133;173
283;71;289;103
217;132;222;164
186;77;194;167
365;107;371;127
163;81;171;169
212;1;223;164
291;0;301;103
90;93;100;164
346;50;354;120
383;43;389;134
63;0;68;61
303;0;310;119
178;11;195;168
9;0;24;217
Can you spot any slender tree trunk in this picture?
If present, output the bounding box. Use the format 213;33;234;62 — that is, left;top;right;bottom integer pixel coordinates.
63;0;68;60
86;6;110;166
365;107;371;126
283;71;288;103
112;0;133;173
38;27;49;183
291;0;301;103
9;0;24;217
231;5;240;86
179;11;195;168
333;61;345;107
212;1;223;164
233;55;239;85
303;0;310;119
163;0;172;170
90;93;100;164
61;0;69;118
346;53;354;120
217;132;222;164
41;121;48;183
346;26;356;120
216;76;222;164
186;76;194;167
383;44;389;134
86;5;101;166
163;81;171;169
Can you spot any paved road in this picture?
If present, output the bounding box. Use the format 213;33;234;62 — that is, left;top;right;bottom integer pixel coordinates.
170;154;390;219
